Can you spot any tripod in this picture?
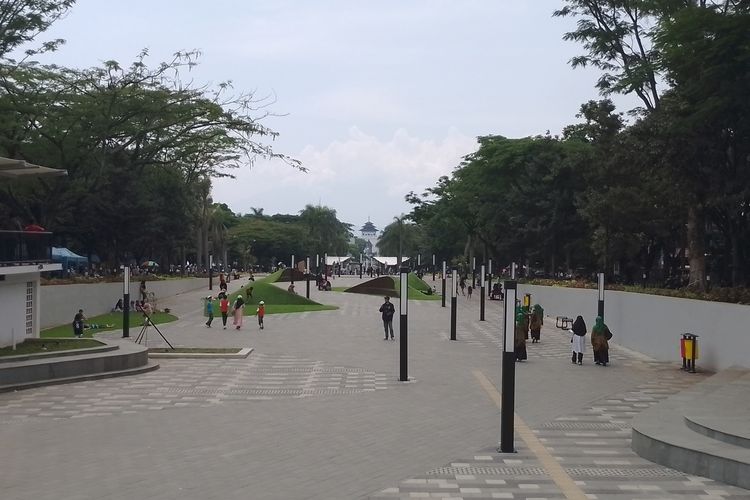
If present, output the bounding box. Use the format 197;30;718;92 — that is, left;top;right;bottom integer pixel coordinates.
134;312;174;349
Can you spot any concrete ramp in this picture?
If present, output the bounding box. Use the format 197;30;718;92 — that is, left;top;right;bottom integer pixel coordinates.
632;367;750;489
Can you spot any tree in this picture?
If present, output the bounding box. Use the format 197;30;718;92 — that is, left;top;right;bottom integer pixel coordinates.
377;219;425;262
0;51;301;267
0;0;74;61
298;204;352;256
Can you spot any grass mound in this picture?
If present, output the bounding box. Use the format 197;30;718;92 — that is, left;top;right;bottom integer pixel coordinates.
344;274;440;301
213;280;337;316
345;277;398;297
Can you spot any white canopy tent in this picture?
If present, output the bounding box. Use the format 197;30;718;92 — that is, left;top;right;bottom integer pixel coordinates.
372;256;410;266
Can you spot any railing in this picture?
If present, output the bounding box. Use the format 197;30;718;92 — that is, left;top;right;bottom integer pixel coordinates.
0;230;53;265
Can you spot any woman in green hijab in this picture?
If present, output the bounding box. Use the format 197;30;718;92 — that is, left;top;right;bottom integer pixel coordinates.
591;316;612;366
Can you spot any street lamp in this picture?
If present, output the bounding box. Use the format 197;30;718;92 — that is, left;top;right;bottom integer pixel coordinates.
122;266;130;338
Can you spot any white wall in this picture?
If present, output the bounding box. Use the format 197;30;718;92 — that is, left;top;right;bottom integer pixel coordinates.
0;273;39;348
40;278;205;329
519;284;750;372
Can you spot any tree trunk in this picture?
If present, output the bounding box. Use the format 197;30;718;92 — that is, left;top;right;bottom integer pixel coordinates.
686;205;706;290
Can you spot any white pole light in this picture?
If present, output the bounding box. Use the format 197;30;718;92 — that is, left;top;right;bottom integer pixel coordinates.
452;269;458;298
504;283;517;352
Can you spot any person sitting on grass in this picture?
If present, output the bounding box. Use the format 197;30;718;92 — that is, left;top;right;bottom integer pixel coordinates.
287;283;296;294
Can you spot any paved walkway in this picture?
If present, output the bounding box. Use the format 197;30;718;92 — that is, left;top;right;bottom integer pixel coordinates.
1;276;748;499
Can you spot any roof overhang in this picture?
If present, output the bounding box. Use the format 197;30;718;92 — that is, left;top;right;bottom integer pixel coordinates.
0;157;67;178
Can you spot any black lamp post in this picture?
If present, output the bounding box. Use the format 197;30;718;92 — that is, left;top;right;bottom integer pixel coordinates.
399;265;409;381
306;256;310;299
500;279;517;453
208;252;213;290
480;264;486;321
450;268;458;341
122;266;130;338
597;272;605;320
441;260;447;308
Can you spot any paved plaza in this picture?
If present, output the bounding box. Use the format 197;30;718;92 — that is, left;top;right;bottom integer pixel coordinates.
2;276;749;499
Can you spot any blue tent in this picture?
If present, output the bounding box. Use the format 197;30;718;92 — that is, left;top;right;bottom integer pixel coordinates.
51;247;88;268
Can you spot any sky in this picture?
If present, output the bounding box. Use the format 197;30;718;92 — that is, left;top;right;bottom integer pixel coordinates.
34;0;638;233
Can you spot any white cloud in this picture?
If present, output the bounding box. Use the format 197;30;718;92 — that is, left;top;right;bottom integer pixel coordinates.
212;127;477;228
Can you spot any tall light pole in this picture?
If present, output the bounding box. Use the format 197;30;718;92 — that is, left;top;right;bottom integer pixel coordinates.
208;252;213;290
291;254;295;284
399;265;409;381
480;264;486;321
500;279;517;453
597;272;605;320
472;256;476;287
450;268;458;341
306;256;311;299
441;260;447;308
122;266;130;338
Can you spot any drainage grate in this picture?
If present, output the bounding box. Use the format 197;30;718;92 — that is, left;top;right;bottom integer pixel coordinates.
567;467;684;478
427;466;547;476
541;421;625;430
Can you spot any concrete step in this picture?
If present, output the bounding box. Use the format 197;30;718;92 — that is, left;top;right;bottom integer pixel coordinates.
0;360;159;392
0;340;156;392
631;367;750;490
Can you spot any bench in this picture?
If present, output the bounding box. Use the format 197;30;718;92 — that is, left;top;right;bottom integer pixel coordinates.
556;316;573;329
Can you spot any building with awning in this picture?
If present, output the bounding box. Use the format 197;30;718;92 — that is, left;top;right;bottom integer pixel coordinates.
0;157;67;347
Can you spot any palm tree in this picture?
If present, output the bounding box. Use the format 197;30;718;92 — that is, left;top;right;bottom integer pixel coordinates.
299;204;352;255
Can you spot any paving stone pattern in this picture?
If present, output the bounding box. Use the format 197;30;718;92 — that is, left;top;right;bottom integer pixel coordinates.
0;353;397;421
371;325;750;499
2;277;749;500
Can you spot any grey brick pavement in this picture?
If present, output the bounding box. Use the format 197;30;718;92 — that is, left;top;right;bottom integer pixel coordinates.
1;276;748;500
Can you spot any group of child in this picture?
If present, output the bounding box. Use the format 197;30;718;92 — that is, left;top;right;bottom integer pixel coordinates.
205;291;265;331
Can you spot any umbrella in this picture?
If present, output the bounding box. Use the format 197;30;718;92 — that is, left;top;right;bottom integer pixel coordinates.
141;260;159;268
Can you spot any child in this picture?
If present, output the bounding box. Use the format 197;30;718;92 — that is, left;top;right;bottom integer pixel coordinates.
467;285;473;299
257;300;265;330
205;296;214;328
219;293;229;329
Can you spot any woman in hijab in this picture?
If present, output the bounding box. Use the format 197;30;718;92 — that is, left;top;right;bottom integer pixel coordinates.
571;315;587;365
529;304;544;343
514;310;528;362
591;316;612;366
233;295;245;330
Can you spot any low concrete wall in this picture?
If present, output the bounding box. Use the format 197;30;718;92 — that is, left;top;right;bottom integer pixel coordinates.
518;284;750;372
40;278;205;328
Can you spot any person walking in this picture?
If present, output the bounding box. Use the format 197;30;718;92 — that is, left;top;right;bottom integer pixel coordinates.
591;316;612;366
459;276;466;296
257;300;265;330
379;296;395;340
467;285;473;299
205;296;214;328
233;295;245;330
219;293;229;329
529;304;544;343
72;309;86;338
139;280;147;302
571;315;587;365
514;310;528;361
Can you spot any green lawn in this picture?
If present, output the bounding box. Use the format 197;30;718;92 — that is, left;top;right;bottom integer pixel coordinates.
0;338;103;357
393;276;441;301
207;277;338;316
40;311;178;338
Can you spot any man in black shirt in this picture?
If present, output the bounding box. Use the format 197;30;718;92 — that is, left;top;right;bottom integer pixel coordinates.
379;296;395;340
73;309;86;338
